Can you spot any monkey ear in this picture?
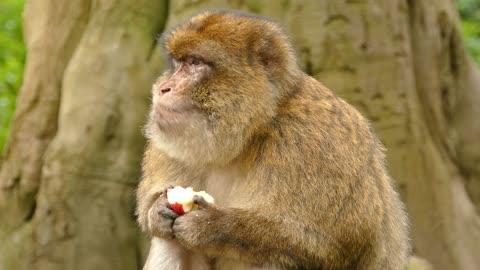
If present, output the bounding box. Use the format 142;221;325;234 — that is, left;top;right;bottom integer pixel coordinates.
258;38;276;68
259;52;276;72
257;35;286;78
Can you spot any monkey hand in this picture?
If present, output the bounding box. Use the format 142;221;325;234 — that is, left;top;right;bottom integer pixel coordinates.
172;195;225;250
167;186;215;215
146;185;179;239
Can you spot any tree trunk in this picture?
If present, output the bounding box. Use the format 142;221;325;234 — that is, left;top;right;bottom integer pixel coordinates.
0;0;168;269
1;1;479;270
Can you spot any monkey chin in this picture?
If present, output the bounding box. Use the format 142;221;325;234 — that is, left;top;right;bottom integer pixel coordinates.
144;108;215;165
153;105;192;130
145;111;247;167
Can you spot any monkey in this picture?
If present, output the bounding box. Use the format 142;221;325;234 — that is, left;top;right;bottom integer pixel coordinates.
136;10;410;270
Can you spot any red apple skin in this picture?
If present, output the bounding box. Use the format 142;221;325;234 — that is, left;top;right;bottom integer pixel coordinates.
170;202;185;215
167;188;186;215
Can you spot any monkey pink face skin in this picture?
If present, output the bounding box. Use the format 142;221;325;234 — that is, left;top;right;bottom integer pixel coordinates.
152;57;211;129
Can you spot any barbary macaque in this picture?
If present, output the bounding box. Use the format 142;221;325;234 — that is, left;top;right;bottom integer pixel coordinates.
137;10;410;270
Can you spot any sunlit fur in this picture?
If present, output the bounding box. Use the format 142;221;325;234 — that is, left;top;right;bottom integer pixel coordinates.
138;10;410;270
145;11;301;166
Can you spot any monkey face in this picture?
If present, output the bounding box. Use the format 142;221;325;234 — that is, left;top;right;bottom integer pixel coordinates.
151;56;212;130
145;11;298;166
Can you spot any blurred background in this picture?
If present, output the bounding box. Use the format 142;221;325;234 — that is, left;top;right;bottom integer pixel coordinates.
0;1;479;270
0;0;24;153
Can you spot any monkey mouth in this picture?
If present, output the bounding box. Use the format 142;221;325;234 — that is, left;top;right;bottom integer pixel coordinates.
153;104;197;128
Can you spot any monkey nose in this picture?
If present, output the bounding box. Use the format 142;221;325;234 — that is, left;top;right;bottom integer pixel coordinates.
160;87;171;94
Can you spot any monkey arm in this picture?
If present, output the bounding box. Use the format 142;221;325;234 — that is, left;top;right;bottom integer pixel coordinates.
136;143;197;233
172;196;328;268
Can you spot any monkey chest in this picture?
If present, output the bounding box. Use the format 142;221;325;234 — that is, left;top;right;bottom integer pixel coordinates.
203;167;252;208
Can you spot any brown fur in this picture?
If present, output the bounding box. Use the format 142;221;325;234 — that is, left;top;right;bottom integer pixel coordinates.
137;10;410;270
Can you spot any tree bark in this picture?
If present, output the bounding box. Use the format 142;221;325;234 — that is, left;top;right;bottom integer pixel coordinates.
0;0;168;269
1;1;479;270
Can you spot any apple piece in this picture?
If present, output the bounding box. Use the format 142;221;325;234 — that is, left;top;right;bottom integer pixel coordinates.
167;187;195;215
193;191;215;204
169;202;186;215
166;186;214;215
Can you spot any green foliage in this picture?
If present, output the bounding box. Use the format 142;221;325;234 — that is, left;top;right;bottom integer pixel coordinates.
0;0;25;154
458;0;480;65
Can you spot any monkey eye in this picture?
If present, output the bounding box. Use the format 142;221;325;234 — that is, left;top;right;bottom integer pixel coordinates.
186;57;202;66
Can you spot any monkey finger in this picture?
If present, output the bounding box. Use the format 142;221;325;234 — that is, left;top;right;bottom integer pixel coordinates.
193;195;212;209
163;184;175;192
158;207;180;219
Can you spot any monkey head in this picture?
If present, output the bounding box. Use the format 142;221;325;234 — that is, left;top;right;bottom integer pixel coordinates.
145;11;301;166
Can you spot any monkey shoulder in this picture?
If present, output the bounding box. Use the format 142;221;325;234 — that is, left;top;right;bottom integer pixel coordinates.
261;79;384;180
274;80;375;150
